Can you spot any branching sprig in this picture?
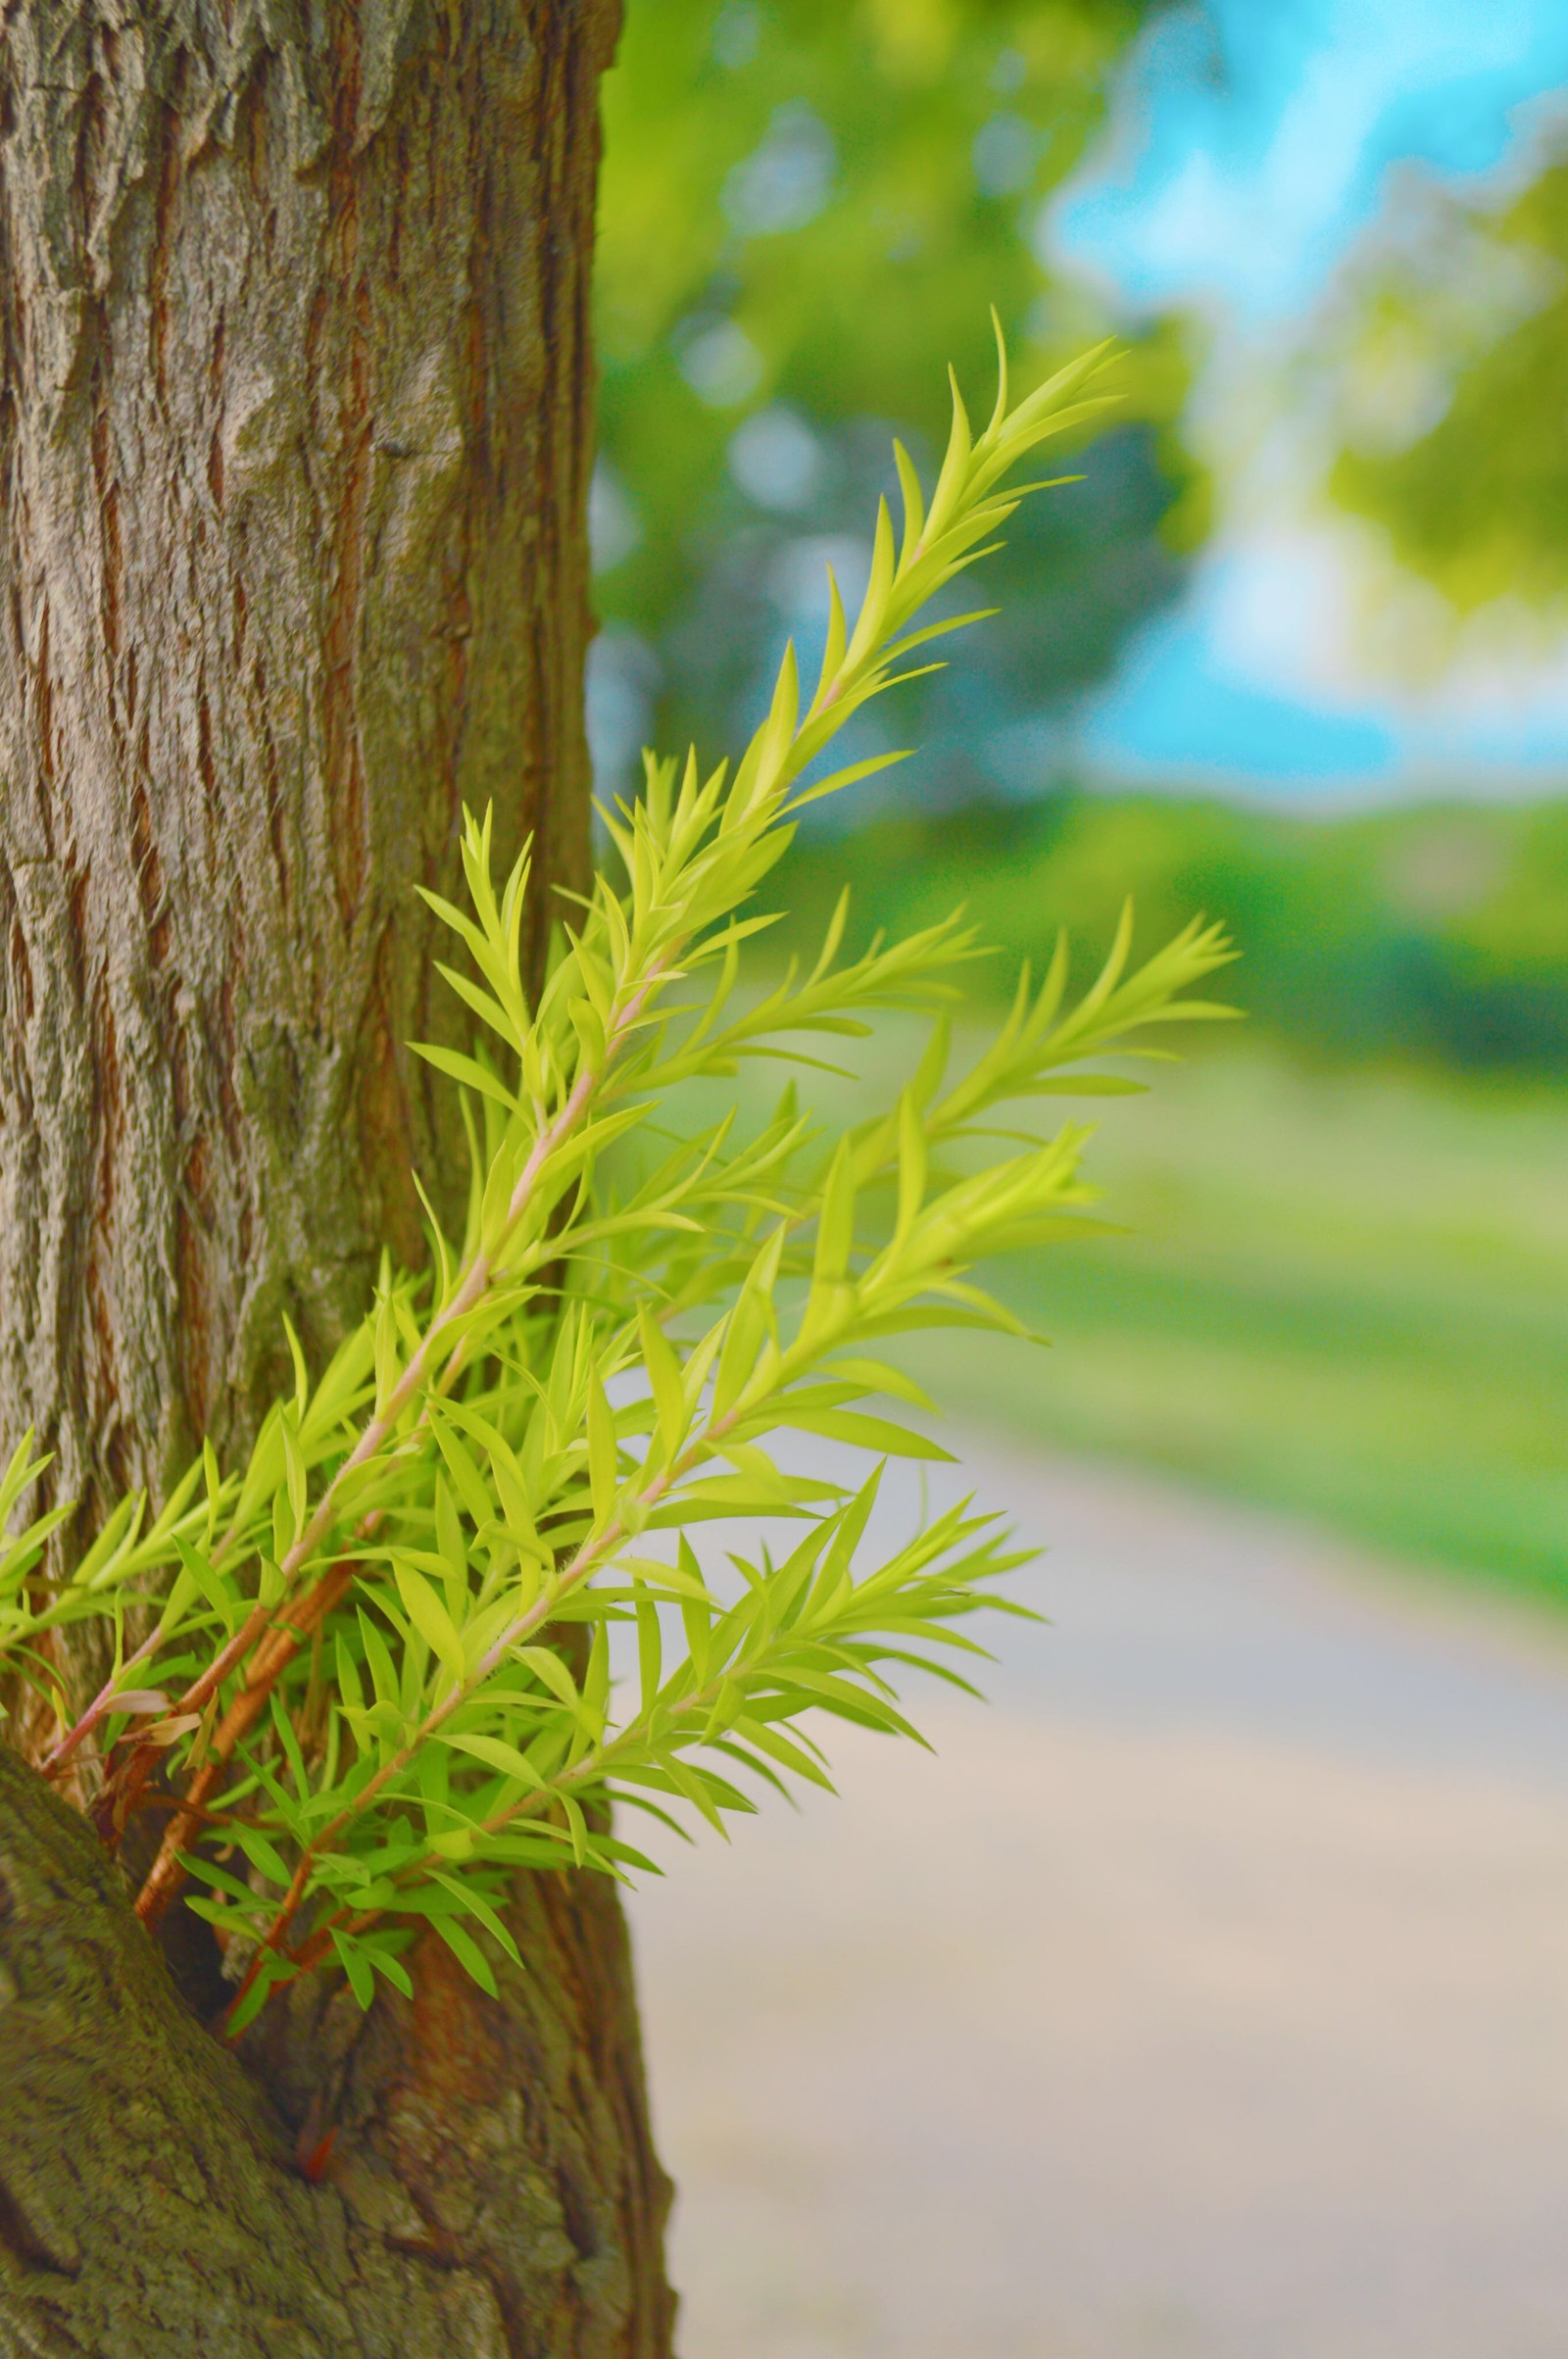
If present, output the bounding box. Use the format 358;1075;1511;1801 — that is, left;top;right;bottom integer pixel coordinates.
0;331;1237;2033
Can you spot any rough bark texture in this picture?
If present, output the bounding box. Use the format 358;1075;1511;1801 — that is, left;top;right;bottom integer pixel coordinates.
0;1745;673;2357
0;0;602;1523
0;4;677;2352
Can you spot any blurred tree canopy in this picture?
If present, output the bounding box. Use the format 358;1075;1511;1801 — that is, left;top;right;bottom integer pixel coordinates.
592;0;1202;807
1326;132;1568;614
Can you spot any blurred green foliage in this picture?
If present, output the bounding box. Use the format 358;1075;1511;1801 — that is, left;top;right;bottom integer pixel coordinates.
771;791;1568;1070
1328;136;1568;610
594;0;1201;802
907;1044;1568;1599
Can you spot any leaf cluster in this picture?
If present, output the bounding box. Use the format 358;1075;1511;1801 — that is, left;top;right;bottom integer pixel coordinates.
1;333;1234;2033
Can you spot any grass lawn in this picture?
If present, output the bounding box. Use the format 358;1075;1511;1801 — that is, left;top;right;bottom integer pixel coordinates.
900;1045;1568;1601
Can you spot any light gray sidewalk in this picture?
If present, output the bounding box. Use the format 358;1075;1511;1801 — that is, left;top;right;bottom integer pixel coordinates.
626;1440;1568;2359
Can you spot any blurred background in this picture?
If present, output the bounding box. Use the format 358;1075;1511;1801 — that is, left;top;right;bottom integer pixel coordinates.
591;4;1568;2354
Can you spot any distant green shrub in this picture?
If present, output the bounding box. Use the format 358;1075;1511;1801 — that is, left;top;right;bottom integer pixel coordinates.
776;792;1568;1072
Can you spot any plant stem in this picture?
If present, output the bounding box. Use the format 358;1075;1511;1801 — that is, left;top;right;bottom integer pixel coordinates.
133;1556;357;1925
42;1625;166;1778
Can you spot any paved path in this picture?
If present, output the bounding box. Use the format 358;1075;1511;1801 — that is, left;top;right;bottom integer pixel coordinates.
625;1439;1568;2358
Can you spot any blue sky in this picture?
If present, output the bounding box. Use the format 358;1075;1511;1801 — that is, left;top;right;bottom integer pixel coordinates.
1053;0;1568;799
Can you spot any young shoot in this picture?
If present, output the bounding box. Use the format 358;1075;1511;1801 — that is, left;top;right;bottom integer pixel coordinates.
0;327;1235;2035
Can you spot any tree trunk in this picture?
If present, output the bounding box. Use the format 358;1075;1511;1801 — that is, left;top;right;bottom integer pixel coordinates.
0;4;676;2351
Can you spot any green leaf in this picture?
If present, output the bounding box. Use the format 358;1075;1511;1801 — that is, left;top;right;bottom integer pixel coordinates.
813;1140;857;1287
333;1929;376;2010
73;1494;142;1593
585;1369;619;1525
334;1631;365;1716
359;1608;404;1715
231;1405;285;1533
169;1536;240;1633
226;1821;293;1888
679;1592;710;1689
559;1790;590;1868
270;1692;310;1801
635;1586;662;1712
732;1715;836;1791
429;1872;521;1967
281;1314;310;1418
638;1305;686;1461
173;1851;262;1905
582;1620;610;1735
430;1412;493;1535
365;1937;415;1999
773;1408;955;1460
512;1645;582;1713
225;1954;292;2038
279;1410;308;1540
432;1475;470;1622
408;1040;518;1109
438;1731;544;1787
431;1912;499;1997
823;1356;937;1412
392;1557;466;1688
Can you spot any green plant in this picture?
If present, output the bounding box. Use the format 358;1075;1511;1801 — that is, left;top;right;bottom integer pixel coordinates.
0;334;1232;2037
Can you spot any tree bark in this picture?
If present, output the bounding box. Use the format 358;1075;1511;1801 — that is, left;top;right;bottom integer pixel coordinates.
0;4;675;2351
0;1737;668;2358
